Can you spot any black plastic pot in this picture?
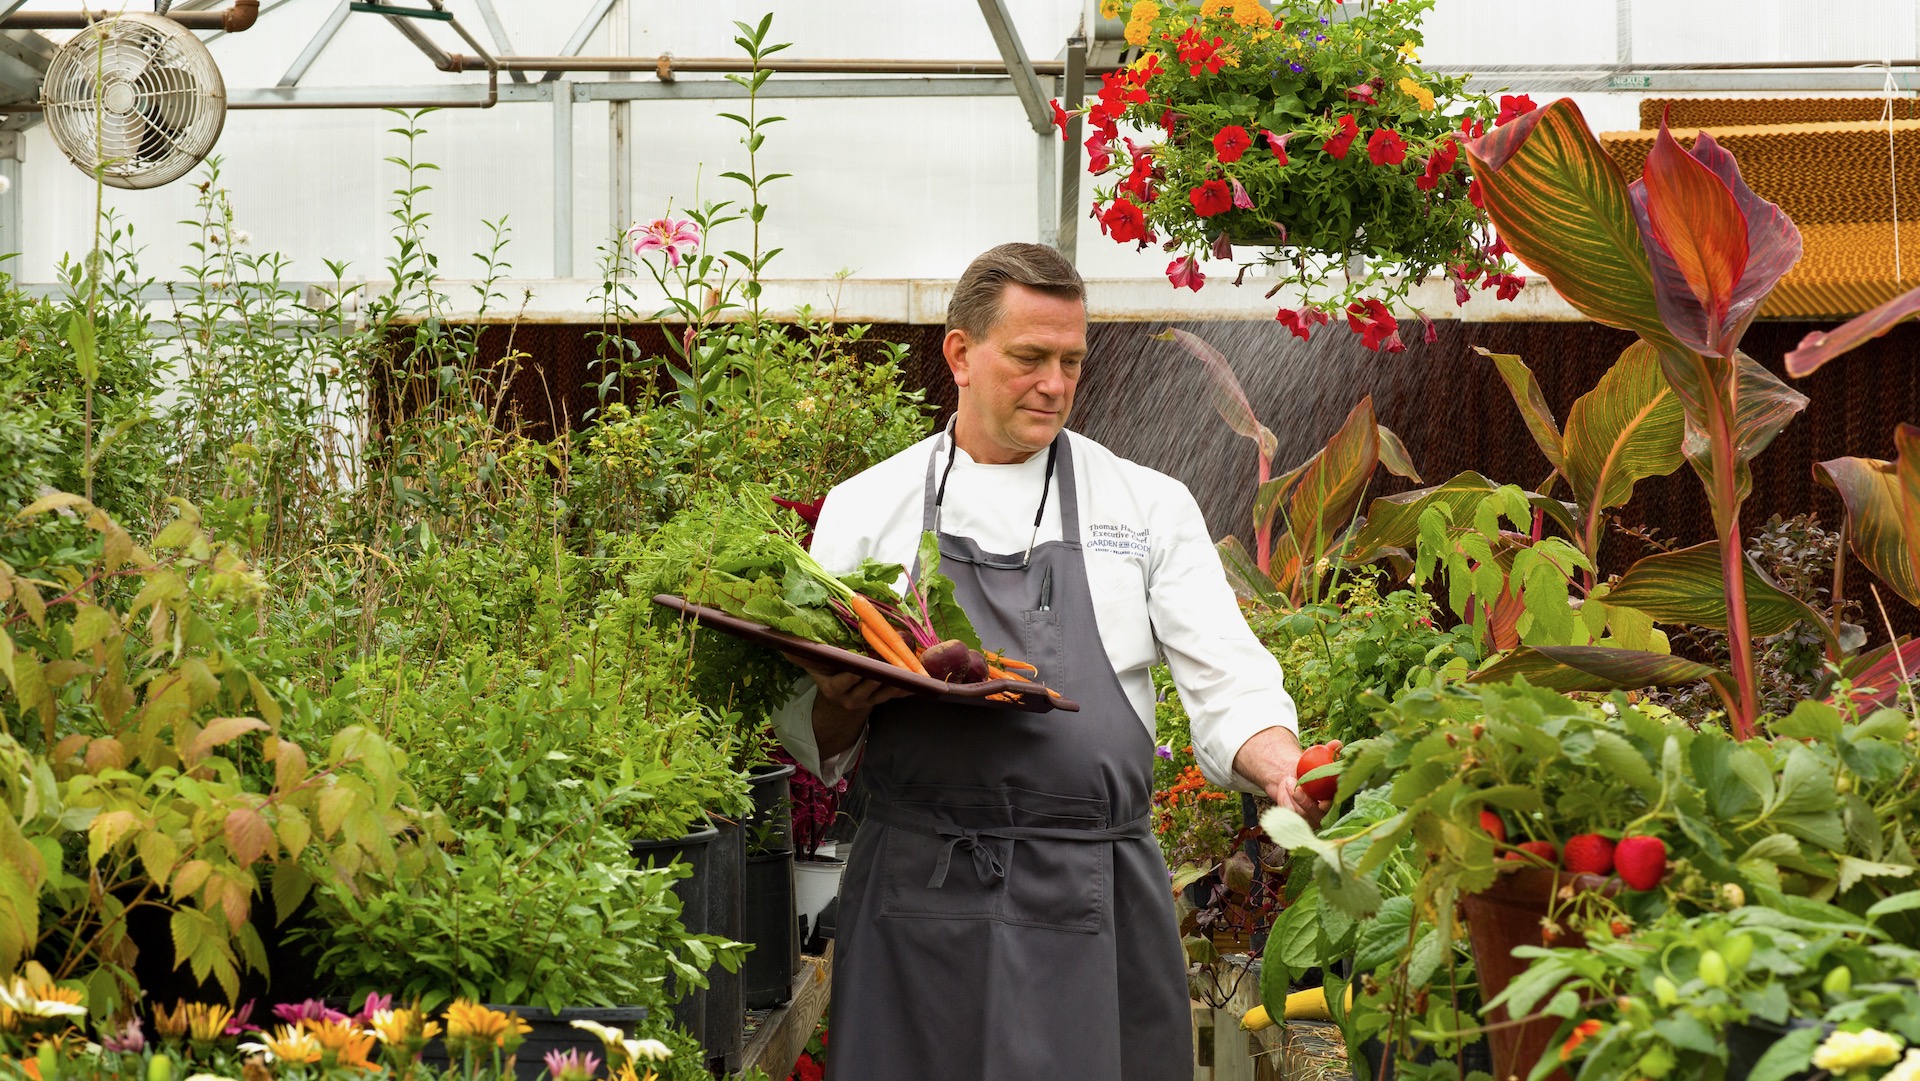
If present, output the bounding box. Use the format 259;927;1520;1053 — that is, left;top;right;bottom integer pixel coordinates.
631;821;719;1043
742;848;797;1009
704;815;745;1075
745;762;796;855
1727;1017;1825;1081
416;1004;647;1081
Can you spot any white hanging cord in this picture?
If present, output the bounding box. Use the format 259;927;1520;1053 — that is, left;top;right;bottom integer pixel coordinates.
1884;60;1903;282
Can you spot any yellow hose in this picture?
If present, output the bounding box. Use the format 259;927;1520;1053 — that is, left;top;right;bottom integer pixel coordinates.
1241;985;1354;1031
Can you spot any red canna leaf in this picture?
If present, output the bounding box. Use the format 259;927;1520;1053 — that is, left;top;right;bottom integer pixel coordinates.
1785;280;1920;377
1633;120;1750;354
1688;132;1800;351
1154;328;1278;466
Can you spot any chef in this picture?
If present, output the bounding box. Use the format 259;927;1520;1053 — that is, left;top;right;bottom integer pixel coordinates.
771;242;1323;1080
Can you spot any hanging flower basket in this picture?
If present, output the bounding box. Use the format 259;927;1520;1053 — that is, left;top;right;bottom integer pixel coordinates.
1066;0;1530;350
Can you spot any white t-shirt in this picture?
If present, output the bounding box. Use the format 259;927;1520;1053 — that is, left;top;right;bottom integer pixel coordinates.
769;429;1298;792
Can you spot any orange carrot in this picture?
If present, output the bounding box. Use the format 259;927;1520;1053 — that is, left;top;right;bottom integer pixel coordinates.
859;620;914;671
850;593;928;676
987;665;1032;683
984;651;1038;674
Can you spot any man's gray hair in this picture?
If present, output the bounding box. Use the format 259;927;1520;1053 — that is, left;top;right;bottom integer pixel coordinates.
946;243;1086;338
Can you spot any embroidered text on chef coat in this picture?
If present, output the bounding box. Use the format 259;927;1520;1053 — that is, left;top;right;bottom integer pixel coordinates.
1085;523;1150;559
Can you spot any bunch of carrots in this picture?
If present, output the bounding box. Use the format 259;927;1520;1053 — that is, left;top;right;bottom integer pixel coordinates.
771;536;1051;697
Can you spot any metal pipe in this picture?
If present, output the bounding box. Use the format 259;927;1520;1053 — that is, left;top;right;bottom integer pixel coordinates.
444;54;1116;76
1;0;259;30
1057;34;1086;263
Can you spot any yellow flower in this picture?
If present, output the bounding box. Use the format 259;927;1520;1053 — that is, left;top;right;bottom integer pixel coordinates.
184;1002;233;1045
1199;0;1233;18
1231;0;1269;27
1812;1028;1905;1073
1398;76;1436;111
443;1000;531;1056
370;1006;441;1051
0;975;87;1033
1883;1048;1920;1081
305;1019;376;1069
1130;0;1159;24
153;1000;192;1043
259;1025;322;1065
1124;18;1152;46
1099;0;1121;17
611;1066;659;1081
1398;41;1420;60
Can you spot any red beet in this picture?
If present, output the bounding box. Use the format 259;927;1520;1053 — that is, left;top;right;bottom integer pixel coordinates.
921;640;980;683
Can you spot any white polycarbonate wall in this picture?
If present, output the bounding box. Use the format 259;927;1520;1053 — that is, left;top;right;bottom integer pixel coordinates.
7;0;1920;296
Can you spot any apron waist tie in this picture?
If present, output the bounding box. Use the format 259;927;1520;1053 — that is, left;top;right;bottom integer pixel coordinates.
869;799;1152;890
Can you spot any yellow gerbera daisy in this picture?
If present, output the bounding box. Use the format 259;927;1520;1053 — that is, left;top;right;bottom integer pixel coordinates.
306;1019;377;1069
443;1000;532;1056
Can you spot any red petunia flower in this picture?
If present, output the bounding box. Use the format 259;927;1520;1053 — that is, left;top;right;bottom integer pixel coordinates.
773;495;829;547
1367;128;1407;166
1159;108;1177;133
1496;94;1536;127
1459;115;1486;140
1323;114;1360;159
1346;80;1378;103
1261;129;1292;165
1229;176;1254;210
1165;255;1205;292
1213;125;1253;163
1345;297;1399;352
1468;177;1485;208
1485;235;1511;261
1275;305;1330;340
1453;280;1472;306
1417;310;1438;344
1416;139;1459;190
1102;197;1151;244
1189;178;1232;217
1086;132;1113;173
1483;272;1526;301
1050;98;1071;138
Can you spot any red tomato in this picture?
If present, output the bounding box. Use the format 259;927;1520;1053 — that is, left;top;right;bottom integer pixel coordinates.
1295;742;1340;802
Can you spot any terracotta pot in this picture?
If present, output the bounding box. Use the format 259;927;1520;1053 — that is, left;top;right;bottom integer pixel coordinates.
1459;867;1612;1081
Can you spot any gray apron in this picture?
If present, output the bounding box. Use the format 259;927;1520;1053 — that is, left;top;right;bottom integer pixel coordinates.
827;432;1193;1080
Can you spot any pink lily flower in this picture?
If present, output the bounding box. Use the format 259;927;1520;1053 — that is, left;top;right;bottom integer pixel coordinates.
629;217;702;267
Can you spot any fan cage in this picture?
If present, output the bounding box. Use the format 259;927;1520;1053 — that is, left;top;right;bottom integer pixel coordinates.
41;13;226;190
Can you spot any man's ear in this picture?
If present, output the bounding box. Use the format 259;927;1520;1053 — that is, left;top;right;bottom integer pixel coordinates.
943;327;972;389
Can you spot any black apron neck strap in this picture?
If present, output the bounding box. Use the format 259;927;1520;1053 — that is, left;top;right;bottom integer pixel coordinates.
920;421;1081;545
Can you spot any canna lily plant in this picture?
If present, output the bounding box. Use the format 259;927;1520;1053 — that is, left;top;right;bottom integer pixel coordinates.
1157;328;1421;606
1460;99;1814;739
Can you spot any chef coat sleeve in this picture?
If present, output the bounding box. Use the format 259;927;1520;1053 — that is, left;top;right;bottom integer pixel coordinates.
767;488;868;787
1146;479;1298;794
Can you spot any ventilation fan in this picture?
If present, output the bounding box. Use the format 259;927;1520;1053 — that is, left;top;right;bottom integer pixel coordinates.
40;13;226;189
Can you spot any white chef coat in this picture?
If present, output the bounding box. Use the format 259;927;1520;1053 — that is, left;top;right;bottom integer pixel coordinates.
769;428;1297;793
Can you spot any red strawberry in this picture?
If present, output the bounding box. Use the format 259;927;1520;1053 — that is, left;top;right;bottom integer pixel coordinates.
1562;833;1616;876
1615;835;1667;890
1505;840;1558;865
1479;809;1507;844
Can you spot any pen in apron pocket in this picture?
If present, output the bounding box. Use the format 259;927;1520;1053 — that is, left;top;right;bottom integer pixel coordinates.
1039;565;1052;611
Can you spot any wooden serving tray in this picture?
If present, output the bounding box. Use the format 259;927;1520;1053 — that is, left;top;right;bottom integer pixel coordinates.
653;594;1079;713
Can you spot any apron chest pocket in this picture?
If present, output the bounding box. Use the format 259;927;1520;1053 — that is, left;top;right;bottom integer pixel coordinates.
876;785;1111;935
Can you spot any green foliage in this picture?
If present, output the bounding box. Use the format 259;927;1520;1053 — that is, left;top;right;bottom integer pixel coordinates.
1250;573;1477;747
0;497;408;1011
1518;900;1920;1081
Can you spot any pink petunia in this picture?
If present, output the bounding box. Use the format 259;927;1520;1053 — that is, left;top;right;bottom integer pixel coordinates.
629;217;703;267
1165;255;1205;292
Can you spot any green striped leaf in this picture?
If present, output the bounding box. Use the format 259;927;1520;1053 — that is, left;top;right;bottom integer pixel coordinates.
1563;341;1685;518
1897;425;1920;603
1672;354;1808;506
1606;541;1829;640
1468;644;1725;692
1344;471;1500;565
1815;455;1920;608
1465;99;1677;350
1478;348;1564;473
1284;397;1381;601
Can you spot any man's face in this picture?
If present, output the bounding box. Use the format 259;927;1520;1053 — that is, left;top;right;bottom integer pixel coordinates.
944;284;1088;464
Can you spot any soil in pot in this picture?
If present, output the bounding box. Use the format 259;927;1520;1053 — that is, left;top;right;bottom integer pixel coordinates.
631;821;718;1047
742;848;797;1009
416;1004;646;1081
1459;866;1613;1081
